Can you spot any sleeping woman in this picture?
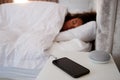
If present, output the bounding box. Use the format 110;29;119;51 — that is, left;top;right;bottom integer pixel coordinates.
51;12;97;53
60;12;96;31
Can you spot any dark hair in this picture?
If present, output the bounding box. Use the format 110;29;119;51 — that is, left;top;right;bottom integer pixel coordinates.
64;12;96;24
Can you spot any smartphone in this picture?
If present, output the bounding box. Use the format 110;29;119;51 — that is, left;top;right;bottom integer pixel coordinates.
52;57;90;78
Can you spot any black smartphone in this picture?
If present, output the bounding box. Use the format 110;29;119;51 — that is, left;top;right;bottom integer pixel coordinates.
52;57;90;78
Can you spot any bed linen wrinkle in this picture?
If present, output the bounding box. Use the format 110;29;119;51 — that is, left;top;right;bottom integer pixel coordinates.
0;2;96;80
0;2;67;69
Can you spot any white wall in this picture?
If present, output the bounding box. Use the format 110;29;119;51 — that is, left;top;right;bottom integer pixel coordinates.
59;0;96;13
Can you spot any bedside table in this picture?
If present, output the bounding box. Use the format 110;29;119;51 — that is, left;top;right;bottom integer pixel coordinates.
36;51;120;80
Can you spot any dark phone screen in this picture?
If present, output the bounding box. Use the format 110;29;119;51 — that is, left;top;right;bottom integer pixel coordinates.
52;57;90;78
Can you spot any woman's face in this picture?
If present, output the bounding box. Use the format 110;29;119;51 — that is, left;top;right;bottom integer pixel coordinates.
62;18;83;31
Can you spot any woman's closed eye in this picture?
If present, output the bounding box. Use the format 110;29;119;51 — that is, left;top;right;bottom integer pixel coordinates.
72;20;77;25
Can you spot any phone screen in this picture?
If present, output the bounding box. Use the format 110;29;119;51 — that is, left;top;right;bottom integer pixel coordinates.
52;57;90;78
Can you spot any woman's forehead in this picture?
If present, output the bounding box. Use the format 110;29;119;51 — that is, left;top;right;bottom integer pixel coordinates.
68;18;82;22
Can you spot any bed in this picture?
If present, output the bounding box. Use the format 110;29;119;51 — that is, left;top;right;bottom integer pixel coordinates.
0;0;119;80
0;1;97;79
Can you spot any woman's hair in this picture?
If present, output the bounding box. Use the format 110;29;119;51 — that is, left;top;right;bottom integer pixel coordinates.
64;12;96;24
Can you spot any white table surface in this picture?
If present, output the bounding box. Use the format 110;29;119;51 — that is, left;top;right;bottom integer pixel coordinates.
36;51;120;80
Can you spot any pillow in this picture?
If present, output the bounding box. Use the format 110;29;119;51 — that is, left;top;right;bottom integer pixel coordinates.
55;21;96;42
48;39;92;53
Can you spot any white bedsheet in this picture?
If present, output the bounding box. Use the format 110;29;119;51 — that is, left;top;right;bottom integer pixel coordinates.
0;39;92;80
0;2;67;69
0;2;92;80
0;66;40;80
48;39;91;54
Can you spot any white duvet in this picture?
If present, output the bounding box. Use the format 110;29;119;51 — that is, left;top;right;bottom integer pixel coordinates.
0;2;67;69
0;2;92;71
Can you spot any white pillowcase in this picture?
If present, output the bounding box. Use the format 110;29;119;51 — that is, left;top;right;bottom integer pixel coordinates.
48;39;92;53
55;21;96;42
